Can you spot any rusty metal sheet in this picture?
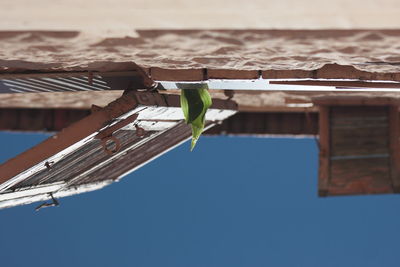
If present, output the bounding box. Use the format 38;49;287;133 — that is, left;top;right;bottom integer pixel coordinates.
0;91;237;209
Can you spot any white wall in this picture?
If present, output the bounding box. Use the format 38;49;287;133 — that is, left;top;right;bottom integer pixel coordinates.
0;0;399;33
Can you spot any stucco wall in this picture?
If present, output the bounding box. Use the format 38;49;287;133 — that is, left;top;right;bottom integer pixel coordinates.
1;0;399;31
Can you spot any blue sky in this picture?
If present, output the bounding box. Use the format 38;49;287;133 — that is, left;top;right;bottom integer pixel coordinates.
1;132;400;267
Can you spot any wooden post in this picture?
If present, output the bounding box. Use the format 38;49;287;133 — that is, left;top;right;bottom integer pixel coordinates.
389;105;400;192
318;106;330;196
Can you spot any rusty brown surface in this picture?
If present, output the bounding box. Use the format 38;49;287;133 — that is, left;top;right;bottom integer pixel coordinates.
1;30;400;82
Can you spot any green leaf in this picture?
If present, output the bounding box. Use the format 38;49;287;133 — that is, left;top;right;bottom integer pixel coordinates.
178;83;212;151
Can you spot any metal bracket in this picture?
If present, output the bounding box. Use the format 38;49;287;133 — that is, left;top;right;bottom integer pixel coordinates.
35;193;60;211
100;136;122;155
135;124;145;137
44;161;54;170
94;113;146;154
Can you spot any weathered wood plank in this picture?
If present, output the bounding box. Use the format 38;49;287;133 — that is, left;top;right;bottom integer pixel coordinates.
330;106;389;157
389;106;400;192
324;105;394;195
331;106;388;118
329;158;392;195
331;128;388;156
318;106;330;196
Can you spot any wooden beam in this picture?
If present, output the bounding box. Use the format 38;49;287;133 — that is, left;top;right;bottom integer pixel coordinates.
0;91;124;109
0;108;90;132
389;105;400;192
318;106;330;196
313;96;400;106
0;109;319;136
205;112;318;136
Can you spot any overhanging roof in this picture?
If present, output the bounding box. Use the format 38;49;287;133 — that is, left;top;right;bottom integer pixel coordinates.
2;29;400;116
1;30;400;82
2;29;400;202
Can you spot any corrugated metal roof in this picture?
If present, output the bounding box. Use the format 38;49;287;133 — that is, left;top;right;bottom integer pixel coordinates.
0;71;148;94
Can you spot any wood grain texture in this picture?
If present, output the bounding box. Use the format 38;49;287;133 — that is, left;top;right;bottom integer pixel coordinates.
329;158;392;195
205;112;319;136
389;106;400;192
318;106;330;196
325;105;393;196
330;106;389;157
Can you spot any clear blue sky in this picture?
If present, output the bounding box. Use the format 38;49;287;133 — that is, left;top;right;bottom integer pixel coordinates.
1;132;400;267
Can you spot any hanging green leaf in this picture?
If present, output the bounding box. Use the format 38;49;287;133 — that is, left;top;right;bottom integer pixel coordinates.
178;83;212;151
